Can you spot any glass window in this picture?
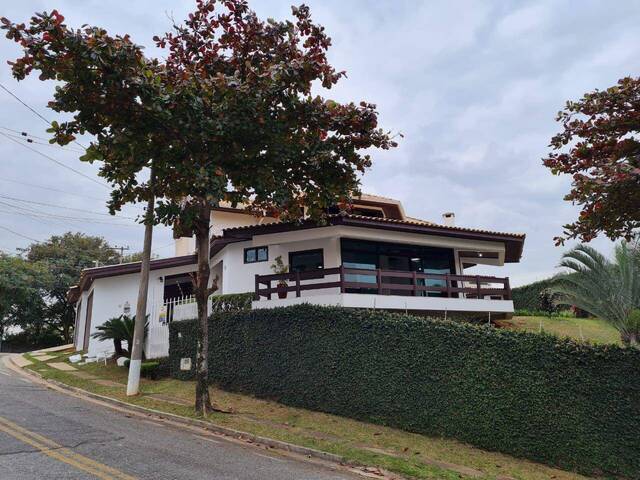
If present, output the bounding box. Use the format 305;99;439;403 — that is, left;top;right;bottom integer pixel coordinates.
340;238;456;297
289;249;324;273
163;273;195;300
244;246;268;264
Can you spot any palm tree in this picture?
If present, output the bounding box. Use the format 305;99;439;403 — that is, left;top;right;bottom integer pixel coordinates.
552;242;640;347
91;315;148;357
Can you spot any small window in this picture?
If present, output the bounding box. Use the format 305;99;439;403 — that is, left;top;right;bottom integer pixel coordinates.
289;249;324;273
244;246;268;264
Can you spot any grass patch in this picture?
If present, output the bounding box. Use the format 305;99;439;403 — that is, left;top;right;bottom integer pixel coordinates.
20;352;596;480
504;316;620;345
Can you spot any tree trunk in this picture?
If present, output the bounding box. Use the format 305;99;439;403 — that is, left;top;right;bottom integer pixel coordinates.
194;203;213;415
126;167;155;396
113;339;124;357
62;311;72;344
622;332;639;348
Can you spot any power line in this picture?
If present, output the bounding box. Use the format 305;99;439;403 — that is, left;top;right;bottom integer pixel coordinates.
0;83;51;125
0;197;129;227
0;199;72;229
0;178;108;203
0;194;139;220
0;126;50;141
0;131;110;189
0;224;41;243
151;241;175;253
0;205;140;228
0;128;85;153
0;82;88;150
0;178;146;212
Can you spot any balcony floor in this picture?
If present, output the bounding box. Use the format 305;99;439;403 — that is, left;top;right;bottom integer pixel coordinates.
252;292;514;314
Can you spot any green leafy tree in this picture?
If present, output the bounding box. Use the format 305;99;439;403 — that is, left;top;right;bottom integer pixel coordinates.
120;251;145;263
544;76;640;245
0;254;50;349
552;242;640;346
2;0;397;413
91;315;147;357
21;233;121;343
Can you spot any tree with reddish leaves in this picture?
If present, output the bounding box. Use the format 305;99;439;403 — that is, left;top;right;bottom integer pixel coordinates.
2;1;397;414
544;76;640;245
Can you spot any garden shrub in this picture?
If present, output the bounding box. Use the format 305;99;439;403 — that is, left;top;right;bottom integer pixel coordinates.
170;304;640;478
512;278;562;314
140;361;160;380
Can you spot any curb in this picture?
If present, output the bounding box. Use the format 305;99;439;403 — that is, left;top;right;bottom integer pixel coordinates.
6;354;391;479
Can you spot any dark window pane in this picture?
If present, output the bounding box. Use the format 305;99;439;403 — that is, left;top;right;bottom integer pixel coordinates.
257;247;268;262
289;250;324;272
340;238;456;297
245;249;256;263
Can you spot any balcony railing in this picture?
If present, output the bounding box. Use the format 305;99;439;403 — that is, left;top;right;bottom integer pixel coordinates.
255;266;511;301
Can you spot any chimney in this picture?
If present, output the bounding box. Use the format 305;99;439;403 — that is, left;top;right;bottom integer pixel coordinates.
442;212;455;227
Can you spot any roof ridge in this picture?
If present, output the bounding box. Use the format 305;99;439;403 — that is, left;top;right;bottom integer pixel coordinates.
334;213;527;238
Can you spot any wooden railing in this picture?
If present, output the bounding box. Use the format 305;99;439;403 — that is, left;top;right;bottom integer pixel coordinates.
255;266;511;301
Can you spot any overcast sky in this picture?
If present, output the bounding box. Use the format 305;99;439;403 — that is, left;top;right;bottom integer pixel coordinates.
1;0;638;286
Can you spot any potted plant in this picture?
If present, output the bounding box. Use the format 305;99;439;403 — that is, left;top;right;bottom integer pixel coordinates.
270;255;289;299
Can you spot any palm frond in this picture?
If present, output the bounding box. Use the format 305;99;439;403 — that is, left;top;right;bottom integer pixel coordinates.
550;241;640;346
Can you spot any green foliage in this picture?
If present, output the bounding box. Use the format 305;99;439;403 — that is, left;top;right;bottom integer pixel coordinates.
210;293;253;312
128;357;170;380
1;329;63;352
140;361;160;380
2;1;398;233
2;1;397;413
514;308;575;318
511;277;561;314
170;304;640;478
0;254;51;343
20;232;126;343
91;315;147;357
552;242;640;346
544;76;640;244
119;251;145;263
514;308;551;317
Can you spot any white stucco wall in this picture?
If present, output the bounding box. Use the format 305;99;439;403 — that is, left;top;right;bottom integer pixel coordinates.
175;209;278;256
212;235;341;296
75;262;196;356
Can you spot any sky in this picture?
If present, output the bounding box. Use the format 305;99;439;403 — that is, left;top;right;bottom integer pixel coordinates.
1;0;638;286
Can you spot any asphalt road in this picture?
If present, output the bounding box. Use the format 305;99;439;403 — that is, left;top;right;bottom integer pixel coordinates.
0;355;359;480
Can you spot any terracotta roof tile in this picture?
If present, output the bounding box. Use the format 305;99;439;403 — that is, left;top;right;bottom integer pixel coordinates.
339;214;526;238
222;213;525;239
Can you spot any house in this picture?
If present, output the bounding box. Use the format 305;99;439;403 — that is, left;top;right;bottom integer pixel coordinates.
68;194;525;358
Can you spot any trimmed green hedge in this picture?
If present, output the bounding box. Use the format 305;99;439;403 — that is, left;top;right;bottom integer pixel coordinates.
169;305;640;478
210;292;253;312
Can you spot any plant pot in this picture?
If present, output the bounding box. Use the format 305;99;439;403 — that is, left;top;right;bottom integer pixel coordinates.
277;284;287;299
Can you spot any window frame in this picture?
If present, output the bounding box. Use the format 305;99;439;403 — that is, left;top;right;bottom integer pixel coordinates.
288;248;325;273
244;246;269;264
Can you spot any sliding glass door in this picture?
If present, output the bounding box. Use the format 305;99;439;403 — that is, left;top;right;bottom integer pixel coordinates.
340;239;456;297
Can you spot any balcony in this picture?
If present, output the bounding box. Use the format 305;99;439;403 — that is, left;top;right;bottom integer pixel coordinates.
253;266;513;315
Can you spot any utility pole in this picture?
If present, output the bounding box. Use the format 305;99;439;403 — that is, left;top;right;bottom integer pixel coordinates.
127;167;155;396
110;245;130;262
